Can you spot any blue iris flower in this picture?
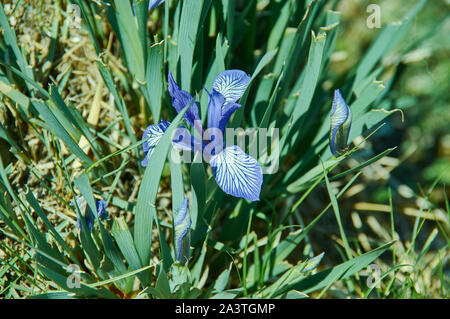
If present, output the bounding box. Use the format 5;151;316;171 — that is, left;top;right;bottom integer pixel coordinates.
141;70;263;202
329;89;352;156
70;196;108;233
173;198;191;265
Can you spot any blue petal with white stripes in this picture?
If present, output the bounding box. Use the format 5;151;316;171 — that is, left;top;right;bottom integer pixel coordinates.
173;198;191;265
141;120;170;167
210;145;263;202
212;70;251;104
149;0;165;10
329;89;352;156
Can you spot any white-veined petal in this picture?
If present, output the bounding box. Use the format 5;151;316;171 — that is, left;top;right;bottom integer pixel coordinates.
329;89;352;156
212;70;251;104
149;0;165;11
210;145;262;201
141;120;170;167
174;198;191;265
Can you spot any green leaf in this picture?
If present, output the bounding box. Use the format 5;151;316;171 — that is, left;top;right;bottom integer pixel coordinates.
323;163;352;260
0;80;30;115
352;0;427;94
32;101;93;168
89;264;153;288
0;4;34;82
37;265;114;298
275;241;394;296
111;0;146;84
190;159;207;245
111;217;147;286
145;43;164;122
134;104;190;266
24;190;77;263
155;264;172;298
267;0;293;52
73;177;129;286
281;31;327;157
213;264;232;293
27;292;76;299
177;0;207;91
169;151;185;215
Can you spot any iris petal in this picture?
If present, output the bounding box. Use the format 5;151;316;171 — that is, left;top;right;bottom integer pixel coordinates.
96;199;108;219
174;198;191;265
149;0;165;11
210;145;263;201
329;89;352;156
141;120;170;167
220;102;241;132
168;71;202;133
206;89;242;135
172;127;204;153
212;70;251;104
206;88;224;133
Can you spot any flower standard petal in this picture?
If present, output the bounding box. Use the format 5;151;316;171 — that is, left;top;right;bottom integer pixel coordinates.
210;145;263;201
168;71;202;134
329;89;352;156
141;120;171;167
212;70;251;104
173;198;191;265
206;88;242;135
219;102;241;133
206;88;224;133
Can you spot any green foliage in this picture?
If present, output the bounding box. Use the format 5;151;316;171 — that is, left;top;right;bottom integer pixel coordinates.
0;0;447;299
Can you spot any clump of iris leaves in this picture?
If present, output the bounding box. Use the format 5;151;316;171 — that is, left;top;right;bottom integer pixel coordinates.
0;0;436;299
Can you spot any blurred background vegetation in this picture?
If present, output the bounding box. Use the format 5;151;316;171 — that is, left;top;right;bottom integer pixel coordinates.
310;0;450;297
339;0;450;187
